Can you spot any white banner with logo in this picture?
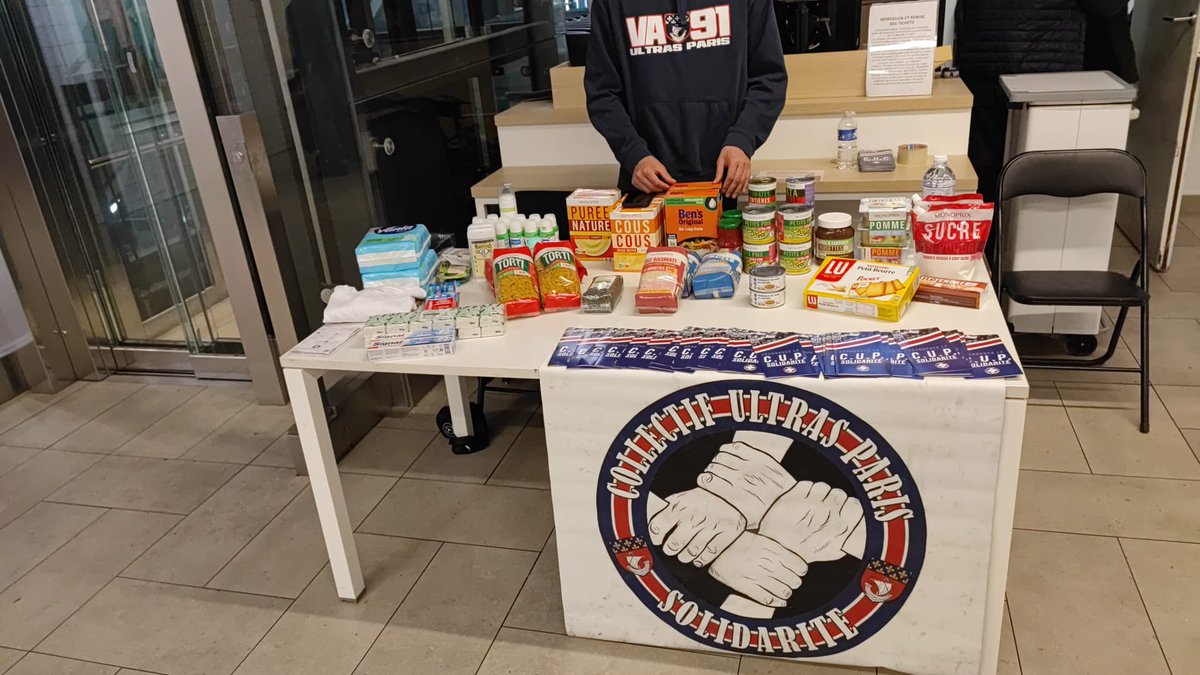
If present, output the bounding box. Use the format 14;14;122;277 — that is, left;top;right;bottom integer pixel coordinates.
541;367;1005;675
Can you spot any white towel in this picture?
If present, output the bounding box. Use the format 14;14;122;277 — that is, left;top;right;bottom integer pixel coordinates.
322;284;427;324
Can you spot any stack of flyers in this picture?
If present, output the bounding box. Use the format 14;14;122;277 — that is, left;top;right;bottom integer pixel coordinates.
884;333;919;379
826;332;892;377
754;333;821;379
547;327;588;367
544;326;1022;379
965;334;1023;378
895;328;972;376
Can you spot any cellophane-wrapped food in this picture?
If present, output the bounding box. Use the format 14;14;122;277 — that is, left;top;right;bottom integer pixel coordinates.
636;246;688;314
533;241;582;312
491;247;541;318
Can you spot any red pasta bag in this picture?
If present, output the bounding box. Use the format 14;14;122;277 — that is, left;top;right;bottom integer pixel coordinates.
491;247;541;318
532;241;584;312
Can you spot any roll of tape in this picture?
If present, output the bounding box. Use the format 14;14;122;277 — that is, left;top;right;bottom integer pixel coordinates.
897;143;928;166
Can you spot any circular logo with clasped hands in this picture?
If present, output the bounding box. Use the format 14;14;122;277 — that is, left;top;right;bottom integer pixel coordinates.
597;380;926;657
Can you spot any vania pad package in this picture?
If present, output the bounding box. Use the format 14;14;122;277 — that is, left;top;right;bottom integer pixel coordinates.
691;250;742;299
355;224;432;274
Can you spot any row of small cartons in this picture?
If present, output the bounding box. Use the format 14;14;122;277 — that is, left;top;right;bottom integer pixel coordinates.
565;183;723;272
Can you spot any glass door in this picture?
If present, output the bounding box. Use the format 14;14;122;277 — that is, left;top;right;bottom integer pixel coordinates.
0;0;239;374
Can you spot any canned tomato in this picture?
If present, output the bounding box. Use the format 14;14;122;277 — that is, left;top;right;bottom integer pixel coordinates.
778;241;813;275
742;243;777;271
786;175;816;206
777;204;814;244
748;264;786;292
741;205;776;244
748;176;777;205
751;288;786;309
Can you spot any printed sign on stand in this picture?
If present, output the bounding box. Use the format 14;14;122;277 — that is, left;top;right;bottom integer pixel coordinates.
542;368;1005;675
866;0;938;97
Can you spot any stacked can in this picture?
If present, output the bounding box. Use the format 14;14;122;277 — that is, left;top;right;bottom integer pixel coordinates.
786;175;816;207
776;203;814;275
748;176;777;206
740;204;777;271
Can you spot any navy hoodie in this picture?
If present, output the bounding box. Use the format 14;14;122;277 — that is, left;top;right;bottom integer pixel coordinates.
585;0;787;190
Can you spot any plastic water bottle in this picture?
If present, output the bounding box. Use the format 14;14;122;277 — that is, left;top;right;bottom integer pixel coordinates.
498;183;517;217
922;154;956;196
836;111;858;170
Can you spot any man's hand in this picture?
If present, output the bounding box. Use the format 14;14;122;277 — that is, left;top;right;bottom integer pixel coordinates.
708;532;808;608
759;481;865;564
714;146;751;198
697;441;796;529
632;156;676;193
649;488;746;567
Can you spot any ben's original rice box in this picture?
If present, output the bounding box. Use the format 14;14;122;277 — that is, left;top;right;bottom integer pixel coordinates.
803;257;919;322
611;195;664;272
664;182;721;253
566;189;622;261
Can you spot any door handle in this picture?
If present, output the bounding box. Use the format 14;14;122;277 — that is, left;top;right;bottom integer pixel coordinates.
371;137;395;156
1162;13;1196;24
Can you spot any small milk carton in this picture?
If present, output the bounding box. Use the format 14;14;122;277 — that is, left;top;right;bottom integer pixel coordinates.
566;189;622;261
611;195;664;272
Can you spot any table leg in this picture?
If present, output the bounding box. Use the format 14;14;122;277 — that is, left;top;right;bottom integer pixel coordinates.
979;398;1028;675
444;375;475;437
284;368;364;601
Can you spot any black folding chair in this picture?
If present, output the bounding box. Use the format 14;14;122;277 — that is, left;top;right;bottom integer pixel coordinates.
994;149;1150;433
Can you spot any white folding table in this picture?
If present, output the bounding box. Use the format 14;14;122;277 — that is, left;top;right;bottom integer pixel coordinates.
280;260;1027;675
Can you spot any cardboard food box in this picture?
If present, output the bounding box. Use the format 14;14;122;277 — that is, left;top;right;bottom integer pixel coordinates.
664;182;722;253
611;195;665;272
566;189;622;261
913;275;988;309
803;257;920;322
858;197;912;246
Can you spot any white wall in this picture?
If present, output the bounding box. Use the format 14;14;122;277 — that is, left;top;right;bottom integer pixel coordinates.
1183;86;1200;195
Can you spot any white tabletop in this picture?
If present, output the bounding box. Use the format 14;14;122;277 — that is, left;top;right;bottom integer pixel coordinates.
281;261;1029;400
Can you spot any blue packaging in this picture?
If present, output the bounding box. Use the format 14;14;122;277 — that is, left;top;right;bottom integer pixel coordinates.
691;251;742;299
355;224;432;274
966;334;1024;378
360;248;438;289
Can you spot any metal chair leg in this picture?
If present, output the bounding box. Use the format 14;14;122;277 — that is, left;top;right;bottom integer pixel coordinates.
1140;303;1150;433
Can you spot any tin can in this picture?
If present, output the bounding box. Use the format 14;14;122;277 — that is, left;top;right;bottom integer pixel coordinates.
751;288;786;309
786;175;816;206
741;205;776;244
777;204;814;244
749;264;786;292
748;176;777;205
778;241;813;275
742;243;777;272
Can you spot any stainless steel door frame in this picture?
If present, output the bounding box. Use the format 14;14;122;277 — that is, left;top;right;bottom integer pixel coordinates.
143;0;285;404
0;94;95;389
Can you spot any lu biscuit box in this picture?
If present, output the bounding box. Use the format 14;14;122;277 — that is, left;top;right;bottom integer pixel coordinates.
803;257;919;322
611;196;665;272
566;189;622;261
664;182;721;253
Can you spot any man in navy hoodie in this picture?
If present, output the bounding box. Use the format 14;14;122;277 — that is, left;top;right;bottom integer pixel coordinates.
585;0;787;198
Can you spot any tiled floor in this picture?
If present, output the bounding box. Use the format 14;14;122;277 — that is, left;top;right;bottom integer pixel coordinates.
1;248;1200;672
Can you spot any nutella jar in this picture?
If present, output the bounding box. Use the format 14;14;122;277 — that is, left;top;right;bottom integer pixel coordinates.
814;212;854;261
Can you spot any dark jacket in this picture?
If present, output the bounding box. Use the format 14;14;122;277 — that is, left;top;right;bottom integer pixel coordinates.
954;0;1134;81
584;0;787;189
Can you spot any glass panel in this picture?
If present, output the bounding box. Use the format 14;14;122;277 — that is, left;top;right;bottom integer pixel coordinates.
0;0;240;369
